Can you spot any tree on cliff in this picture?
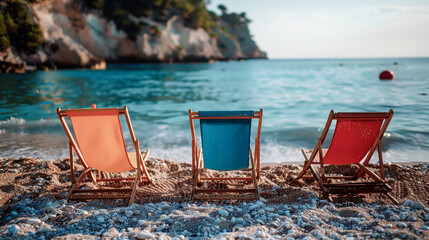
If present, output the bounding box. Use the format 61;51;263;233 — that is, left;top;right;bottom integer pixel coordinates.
217;4;227;14
0;12;11;51
0;0;43;54
81;0;220;38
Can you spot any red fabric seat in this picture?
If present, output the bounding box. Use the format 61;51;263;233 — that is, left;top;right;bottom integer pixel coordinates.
323;120;383;165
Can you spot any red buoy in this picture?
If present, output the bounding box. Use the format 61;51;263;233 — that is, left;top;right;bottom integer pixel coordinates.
92;103;96;109
379;70;395;80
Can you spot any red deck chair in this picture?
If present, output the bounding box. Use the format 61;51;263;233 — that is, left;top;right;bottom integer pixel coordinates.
293;110;399;205
57;105;151;206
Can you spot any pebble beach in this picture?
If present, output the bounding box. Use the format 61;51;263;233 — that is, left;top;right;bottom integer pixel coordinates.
0;157;428;239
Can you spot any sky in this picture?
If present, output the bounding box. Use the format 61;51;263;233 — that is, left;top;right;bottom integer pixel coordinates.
207;0;429;59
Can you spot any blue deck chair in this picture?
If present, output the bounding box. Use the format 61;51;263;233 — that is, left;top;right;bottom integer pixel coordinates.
188;109;263;201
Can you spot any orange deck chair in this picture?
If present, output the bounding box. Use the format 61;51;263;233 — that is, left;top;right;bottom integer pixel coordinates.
188;109;263;201
57;105;151;206
292;110;399;205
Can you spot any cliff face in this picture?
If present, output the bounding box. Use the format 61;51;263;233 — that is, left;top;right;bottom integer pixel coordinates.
1;0;266;72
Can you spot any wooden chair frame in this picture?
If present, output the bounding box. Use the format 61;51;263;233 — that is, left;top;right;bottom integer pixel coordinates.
293;110;399;205
188;109;263;201
57;106;151;206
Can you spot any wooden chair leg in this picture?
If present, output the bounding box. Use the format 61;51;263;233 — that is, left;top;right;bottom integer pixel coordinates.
377;143;385;179
292;148;315;183
129;174;140;206
69;142;75;183
309;164;331;200
67;168;92;201
190;148;202;201
128;155;138;205
196;147;203;184
318;149;325;184
129;141;143;206
190;166;200;201
384;193;399;205
250;148;260;200
140;149;151;183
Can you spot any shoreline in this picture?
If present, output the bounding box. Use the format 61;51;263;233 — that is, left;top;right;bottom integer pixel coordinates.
0;157;428;239
261;161;429;166
1;56;269;74
1;158;427;166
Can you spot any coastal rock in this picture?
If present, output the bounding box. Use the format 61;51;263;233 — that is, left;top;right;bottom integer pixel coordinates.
48;38;99;68
0;48;26;73
21;50;49;67
21;0;267;71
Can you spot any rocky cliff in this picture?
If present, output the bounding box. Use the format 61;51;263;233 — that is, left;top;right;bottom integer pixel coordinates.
0;0;266;73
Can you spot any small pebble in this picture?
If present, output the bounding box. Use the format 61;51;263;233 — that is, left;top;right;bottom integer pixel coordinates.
218;209;228;217
38;226;53;233
27;218;41;225
397;222;407;228
8;224;19;236
125;210;133;217
137;231;156;239
413;203;425;209
402;200;413;207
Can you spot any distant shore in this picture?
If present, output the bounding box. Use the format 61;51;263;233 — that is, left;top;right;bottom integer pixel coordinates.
0;56;268;74
0;157;428;239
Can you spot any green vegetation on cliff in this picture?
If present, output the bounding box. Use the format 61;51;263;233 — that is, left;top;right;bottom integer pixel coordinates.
79;0;249;41
0;0;256;60
0;0;43;53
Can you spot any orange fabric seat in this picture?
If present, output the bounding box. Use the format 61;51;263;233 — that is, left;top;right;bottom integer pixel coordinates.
66;109;136;172
57;106;151;206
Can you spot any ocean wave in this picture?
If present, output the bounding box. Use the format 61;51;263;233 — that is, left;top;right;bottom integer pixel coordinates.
0;116;26;125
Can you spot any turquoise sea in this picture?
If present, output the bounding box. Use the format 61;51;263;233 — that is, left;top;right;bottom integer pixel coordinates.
1;58;428;163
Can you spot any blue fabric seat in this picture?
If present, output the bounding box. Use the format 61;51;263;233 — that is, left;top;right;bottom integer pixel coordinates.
199;111;254;171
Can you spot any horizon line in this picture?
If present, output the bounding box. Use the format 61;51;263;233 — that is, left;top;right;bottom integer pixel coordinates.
267;56;429;60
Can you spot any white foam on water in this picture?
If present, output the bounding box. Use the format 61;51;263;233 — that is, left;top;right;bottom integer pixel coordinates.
149;146;191;163
146;142;305;164
259;143;303;164
0;116;26;125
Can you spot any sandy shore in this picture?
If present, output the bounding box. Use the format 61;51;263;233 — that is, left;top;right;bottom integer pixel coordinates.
0;157;428;239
